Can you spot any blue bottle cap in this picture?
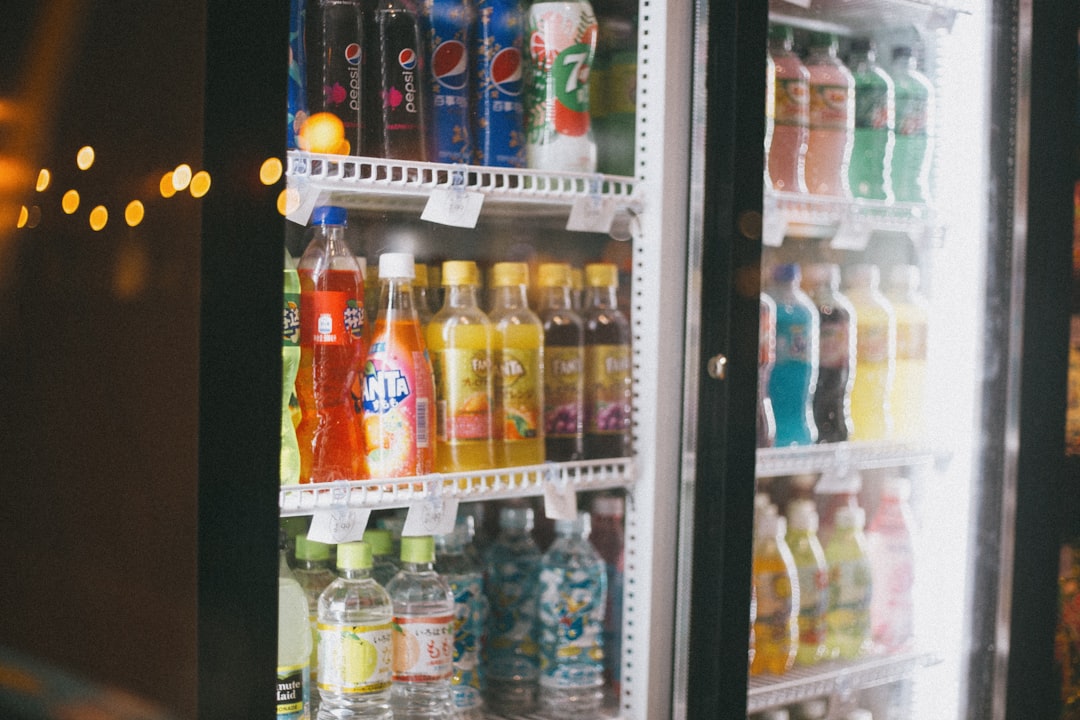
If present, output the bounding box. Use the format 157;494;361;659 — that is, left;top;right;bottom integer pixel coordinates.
311;206;347;227
771;263;801;284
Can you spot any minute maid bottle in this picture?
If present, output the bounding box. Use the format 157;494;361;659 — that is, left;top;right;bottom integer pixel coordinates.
535;511;607;719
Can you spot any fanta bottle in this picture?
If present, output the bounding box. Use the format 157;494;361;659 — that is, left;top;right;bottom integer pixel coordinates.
804;32;854;197
750;506;799;675
296;206;367;483
360;253;437;481
426;261;497;473
845;264;896;441
490;262;546;466
537;263;586;461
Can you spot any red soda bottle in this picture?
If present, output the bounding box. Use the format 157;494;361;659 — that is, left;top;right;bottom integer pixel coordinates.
296;206;368;483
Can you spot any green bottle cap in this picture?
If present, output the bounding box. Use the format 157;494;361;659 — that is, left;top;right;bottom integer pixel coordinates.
295;534;331;562
363;528;393;556
337;541;373;571
400;536;436;564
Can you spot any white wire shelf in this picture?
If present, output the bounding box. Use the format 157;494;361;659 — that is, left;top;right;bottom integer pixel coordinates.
747;650;941;713
763;190;941;249
279;458;634;517
756;440;947;478
286;150;642;220
769;0;972;34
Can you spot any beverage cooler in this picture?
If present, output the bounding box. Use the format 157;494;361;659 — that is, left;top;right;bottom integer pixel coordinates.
0;1;1077;720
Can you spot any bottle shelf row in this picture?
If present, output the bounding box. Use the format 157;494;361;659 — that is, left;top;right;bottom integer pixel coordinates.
286;150;642;226
756;440;946;478
762;190;941;249
278;458;634;517
747;650;941;713
769;0;971;34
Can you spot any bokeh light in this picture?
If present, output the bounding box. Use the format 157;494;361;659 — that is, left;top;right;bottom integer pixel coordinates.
172;164;192;191
278;188;300;216
77;146;95;170
36;169;51;192
297;112;348;154
160;172;177;198
260;158;283;186
125;200;145;227
17;206;28;228
62;190;80;214
190;171;212;198
89;206;108;231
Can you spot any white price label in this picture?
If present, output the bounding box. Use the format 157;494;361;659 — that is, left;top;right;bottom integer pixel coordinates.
831;215;871;251
403;497;459;536
307;507;371;544
543;478;578;520
286;183;323;226
421;188;484;228
567;195;617;233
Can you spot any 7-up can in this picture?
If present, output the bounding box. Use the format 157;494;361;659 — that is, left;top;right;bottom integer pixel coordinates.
524;0;598;172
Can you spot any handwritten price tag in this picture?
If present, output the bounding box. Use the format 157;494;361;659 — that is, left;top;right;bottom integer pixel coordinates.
421;188;484;228
403;497;460;536
544;478;578;520
286;183;323;226
567;195;617;233
307;507;371;544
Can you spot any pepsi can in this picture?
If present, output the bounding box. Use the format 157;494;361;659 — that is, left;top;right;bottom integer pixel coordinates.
474;0;525;167
307;0;367;155
424;0;474;164
372;0;429;161
287;0;308;150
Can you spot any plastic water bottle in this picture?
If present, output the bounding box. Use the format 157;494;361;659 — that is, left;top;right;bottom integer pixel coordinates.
283;250;302;485
279;547;313;720
436;518;487;719
535;512;607;718
890;45;934;203
766;264;819;446
867;477;916;652
825;505;873;660
317;541;393;720
802;264;855;443
844;265;896;441
786;500;828;666
294;535;338;715
363;527;400;588
590;494;624;698
750;505;798;675
766;24;809;193
582;263;632;459
847;38;894;201
387;536;456;719
803;32;853;197
884;265;929;440
483;505;542;713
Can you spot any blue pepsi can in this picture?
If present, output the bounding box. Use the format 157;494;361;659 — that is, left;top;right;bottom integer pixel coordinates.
424;0;474;164
287;0;308;150
473;0;525;167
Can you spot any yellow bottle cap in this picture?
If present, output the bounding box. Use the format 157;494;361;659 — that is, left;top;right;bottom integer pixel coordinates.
585;262;618;288
337;541;373;571
492;262;529;287
413;263;429;288
538;262;572;288
442;260;479;286
400;535;435;564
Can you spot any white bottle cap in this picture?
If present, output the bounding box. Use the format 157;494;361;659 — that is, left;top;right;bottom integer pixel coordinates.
834;505;866;529
787;499;819;532
844;263;880;290
379;252;415;279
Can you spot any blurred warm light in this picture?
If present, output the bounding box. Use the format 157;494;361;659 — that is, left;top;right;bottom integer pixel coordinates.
278;188;300;216
125;200;145;227
26;206;41;228
36;169;51;192
190;171;212;198
260;158;283;186
17;206;28;228
159;172;177;198
77;146;95;170
172;163;192;191
62;190;80;214
297;112;347;154
89;205;108;231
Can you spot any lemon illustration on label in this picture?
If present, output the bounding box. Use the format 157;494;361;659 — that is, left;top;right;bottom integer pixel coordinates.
344;635;378;683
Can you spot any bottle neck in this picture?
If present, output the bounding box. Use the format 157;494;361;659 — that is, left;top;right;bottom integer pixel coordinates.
379;277;417;321
339;567;374;581
443;284;481;310
539;285;574;311
585;284;618;310
401;560;435;573
491;284;529;311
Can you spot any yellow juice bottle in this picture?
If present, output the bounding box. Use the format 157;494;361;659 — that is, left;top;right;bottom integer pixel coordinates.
426;261;497;476
884;265;929;440
844;264;896;441
751;507;799;675
489;262;546;467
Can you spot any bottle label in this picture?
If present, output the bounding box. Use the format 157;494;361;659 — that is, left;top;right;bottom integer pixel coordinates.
486;554;541;680
776;322;812;363
774;77;809;127
448;572;485;698
317;621;393;694
537;564;605;687
276;662;310;719
818;321;851;369
895;96;928;136
856;322;891;363
854;82;890;130
895;320;927;361
498;346;542;442
828;557;873;619
432;348;495;442
427;0;473;164
284;291;300;347
302;290;365;345
544;346;585;439
808;83;851;130
361;343;435;478
753;568;794;643
525;3;598;142
796;563;828;646
392;614;455;682
473;0;526;167
585;344;631;435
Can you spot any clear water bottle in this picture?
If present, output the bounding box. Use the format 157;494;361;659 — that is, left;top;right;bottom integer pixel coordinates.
535;512;607;719
436;517;487;719
387;536;456;719
482;505;542;713
279;546;314;720
316;541;393;720
294;535;338;715
363;527;400;588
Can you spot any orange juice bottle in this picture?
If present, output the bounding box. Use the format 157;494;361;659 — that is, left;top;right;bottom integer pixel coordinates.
490;262;545;467
360;253;437;480
750;506;799;675
426;261;497;473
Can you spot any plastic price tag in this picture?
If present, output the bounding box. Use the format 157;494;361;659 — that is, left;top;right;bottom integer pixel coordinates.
543;465;578;520
422;166;484;228
286;181;323;226
403;497;459;537
567;176;616;233
307;484;371;545
831;212;871;251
